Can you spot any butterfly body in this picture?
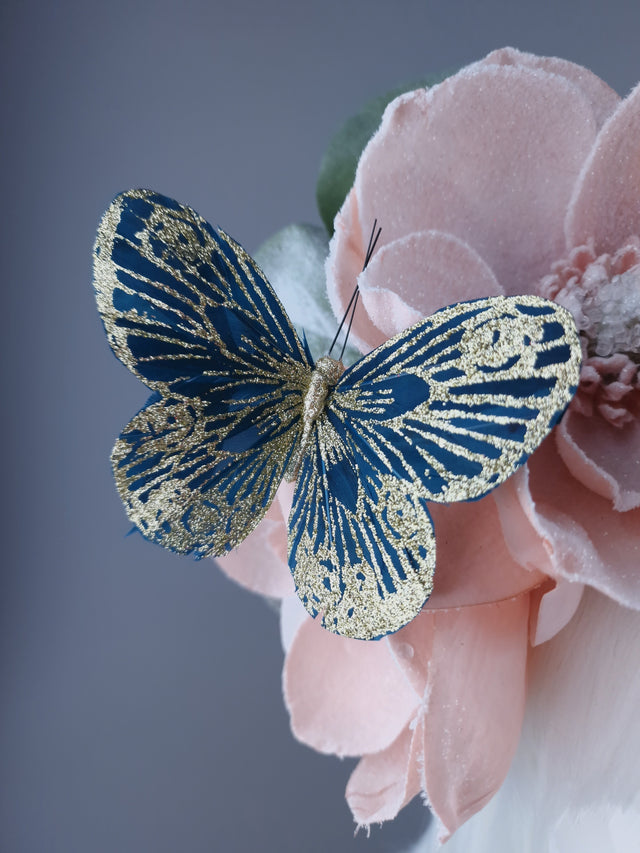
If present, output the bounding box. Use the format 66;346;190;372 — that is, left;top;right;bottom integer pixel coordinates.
94;189;581;640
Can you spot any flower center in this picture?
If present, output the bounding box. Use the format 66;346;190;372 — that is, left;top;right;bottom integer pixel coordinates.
538;241;640;427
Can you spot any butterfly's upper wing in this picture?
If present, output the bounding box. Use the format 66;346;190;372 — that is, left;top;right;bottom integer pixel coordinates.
288;295;580;639
94;190;313;556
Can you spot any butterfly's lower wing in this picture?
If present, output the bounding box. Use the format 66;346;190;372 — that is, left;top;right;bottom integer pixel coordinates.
113;393;301;557
288;420;435;639
288;295;580;639
95;190;313;553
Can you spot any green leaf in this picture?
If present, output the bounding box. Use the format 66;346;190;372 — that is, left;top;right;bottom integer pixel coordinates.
316;72;454;235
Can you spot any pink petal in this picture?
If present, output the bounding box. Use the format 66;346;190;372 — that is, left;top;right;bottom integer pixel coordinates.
279;594;310;653
416;595;530;841
557;409;640;511
358;230;504;339
283;614;418;757
215;496;294;598
327;189;386;352
480;47;620;129
567;82;640;252
424;495;547;610
345;723;422;825
530;577;585;646
352;64;597;296
496;436;640;610
416;588;640;851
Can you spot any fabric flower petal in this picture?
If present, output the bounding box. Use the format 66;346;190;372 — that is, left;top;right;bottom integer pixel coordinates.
345;723;423;825
416;595;530;841
414;589;640;852
327;188;386;352
496;437;640;609
357;230;504;339
530;577;585;646
567;82;640;252
283;614;418;757
426;496;546;610
330;62;597;316
479;47;620;129
557;409;640;511
215;494;294;598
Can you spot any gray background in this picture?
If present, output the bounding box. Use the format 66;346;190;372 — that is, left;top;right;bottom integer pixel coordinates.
2;1;639;851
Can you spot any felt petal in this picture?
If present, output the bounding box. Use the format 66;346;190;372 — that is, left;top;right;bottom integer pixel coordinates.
496;437;640;610
531;578;585;646
417;595;530;841
215;495;294;598
279;594;310;654
255;223;361;364
480;47;620;129
413;589;640;852
358;230;503;339
567;82;640;252
283;614;418;757
557;410;640;511
346;723;422;825
426;496;547;610
353;64;596;296
327;189;387;352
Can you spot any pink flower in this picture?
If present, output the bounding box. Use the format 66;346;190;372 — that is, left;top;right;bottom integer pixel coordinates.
220;48;640;842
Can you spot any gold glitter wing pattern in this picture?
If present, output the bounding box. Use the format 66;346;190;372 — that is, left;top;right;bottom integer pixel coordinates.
94;190;313;555
288;295;581;639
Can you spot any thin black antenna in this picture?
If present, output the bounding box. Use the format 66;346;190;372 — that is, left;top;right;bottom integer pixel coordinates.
327;220;381;358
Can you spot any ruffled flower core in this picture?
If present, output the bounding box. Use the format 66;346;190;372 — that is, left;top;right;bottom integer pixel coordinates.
540;241;640;426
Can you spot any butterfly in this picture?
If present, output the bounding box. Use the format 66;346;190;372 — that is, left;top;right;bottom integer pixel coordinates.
93;189;581;640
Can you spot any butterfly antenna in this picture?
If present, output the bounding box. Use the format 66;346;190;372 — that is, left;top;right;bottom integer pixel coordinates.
327;220;381;358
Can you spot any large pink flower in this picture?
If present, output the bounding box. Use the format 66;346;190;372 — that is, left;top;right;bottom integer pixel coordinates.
219;48;640;842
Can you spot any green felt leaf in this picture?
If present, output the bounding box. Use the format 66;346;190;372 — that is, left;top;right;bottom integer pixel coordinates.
316;72;453;235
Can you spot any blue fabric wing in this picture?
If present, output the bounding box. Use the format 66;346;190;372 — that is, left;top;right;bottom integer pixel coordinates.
94;190;312;555
288;416;435;640
331;295;581;504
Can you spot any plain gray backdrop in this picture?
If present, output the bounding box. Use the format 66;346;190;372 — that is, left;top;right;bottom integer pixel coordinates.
2;1;640;851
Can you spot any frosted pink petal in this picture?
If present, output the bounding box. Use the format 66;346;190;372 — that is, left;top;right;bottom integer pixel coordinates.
279;594;310;653
531;578;585;646
424;495;546;610
498;437;640;609
215;497;294;598
358;230;503;339
353;64;596;296
567;82;640;252
557;410;640;511
346;723;422;825
480;47;620;129
418;595;530;841
327;189;385;352
283;615;418;757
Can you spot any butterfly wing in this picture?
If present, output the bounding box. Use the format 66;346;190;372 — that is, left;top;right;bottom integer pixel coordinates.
288;295;580;639
94;190;313;555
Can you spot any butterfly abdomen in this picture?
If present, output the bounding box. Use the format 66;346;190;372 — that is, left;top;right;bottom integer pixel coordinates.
285;356;345;482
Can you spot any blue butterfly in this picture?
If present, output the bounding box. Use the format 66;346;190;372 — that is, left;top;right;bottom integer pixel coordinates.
94;189;581;640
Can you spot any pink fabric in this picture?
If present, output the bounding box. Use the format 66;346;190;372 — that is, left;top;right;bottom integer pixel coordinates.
346;724;423;825
358;230;503;340
282;613;418;757
567;82;640;252
216;494;294;597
